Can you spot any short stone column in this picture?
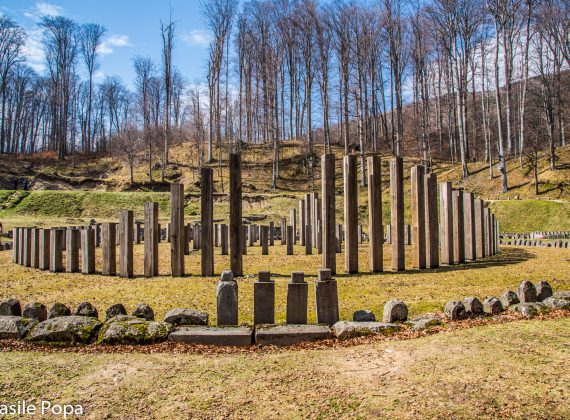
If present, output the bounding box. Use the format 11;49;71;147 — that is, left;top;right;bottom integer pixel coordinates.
286;272;308;324
424;173;439;268
66;228;80;273
119;210;134;278
463;192;476;261
411;165;426;269
39;228;50;270
367;155;383;272
144;202;159;277
452;190;465;264
314;268;339;325
220;224;228;255
290;208;297;244
390;157;405;271
49;228;64;273
305;225;312;255
216;270;238;326
286;225;294;255
439;182;454;265
254;271;274;324
260;225;269;255
30;228;40;268
81;228;96;274
102;222;117;276
321;154;337;274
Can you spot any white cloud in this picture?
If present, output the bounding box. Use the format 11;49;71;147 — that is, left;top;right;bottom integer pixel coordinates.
22;28;45;73
98;35;131;55
182;29;211;47
24;2;63;20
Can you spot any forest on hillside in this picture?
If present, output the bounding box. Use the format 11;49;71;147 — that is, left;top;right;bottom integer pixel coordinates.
0;0;568;193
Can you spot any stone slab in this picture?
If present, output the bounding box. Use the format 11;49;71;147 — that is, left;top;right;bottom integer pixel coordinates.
254;324;332;346
169;326;253;346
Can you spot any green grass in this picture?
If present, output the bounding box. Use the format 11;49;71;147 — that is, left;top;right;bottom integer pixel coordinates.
489;200;570;232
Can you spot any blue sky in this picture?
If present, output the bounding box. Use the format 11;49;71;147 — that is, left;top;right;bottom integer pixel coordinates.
1;0;214;89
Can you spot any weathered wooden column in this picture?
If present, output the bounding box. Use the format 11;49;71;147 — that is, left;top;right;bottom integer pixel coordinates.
269;221;274;246
39;228;50;270
260;225;269;255
81;228;95;274
299;198;306;246
494;216;500;254
30;228;40;268
490;212;496;255
344;154;358;274
305;225;312;255
290;208;297;244
18;227;24;265
184;224;191;255
170;183;185;277
321;154;336;274
367;155;383;272
192;223;200;250
463;192;476;261
411;165;426;269
286;225;294;255
484;207;491;257
135;222;143;244
66;228;80;273
119;210;134;278
390;157;405;271
452;190;465;264
143;202;158;277
424;173;439;268
102;222;117;276
474;198;485;258
220;224;228;255
313;192;320;246
49;228;64;273
241;225;247;255
23;227;32;267
280;218;286;245
201;168;214;276
229;153;243;276
11;227;19;263
439;182;454;265
248;225;255;246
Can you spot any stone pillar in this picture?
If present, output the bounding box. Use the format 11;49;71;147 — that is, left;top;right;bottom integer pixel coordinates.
286;225;294;255
229;154;243;276
367;155;383;272
81;228;95;274
314;268;339;325
50;228;64;273
254;271;274;324
475;198;485;258
452;190;465;264
290;208;297;244
119;210;134;278
305;225;312;255
463;192;476;261
313;193;320;246
260;225;269;255
317;222;323;254
201;167;214;276
143;203;159;277
344;154;358;274
280;218;286;245
335;224;342;253
390;157;405;271
220;224;228;255
65;228;80;273
321;154;336;274
30;228;40;268
39;228;50;271
23;227;32;267
424;173;439;268
286;272;308;324
439;182;454;265
411;165;426;269
170;183;185;277
216;270;238;326
102;222;117;276
299;199;306;246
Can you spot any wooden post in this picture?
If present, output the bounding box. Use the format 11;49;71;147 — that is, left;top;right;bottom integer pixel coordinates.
66;228;80;273
201;167;214;276
474;198;485;258
241;225;247;255
280;218;286;245
286;225;294;255
23;227;32;267
143;203;158;277
305;225;312;255
102;222;117;276
170;183;185;277
299;199;306;246
411;165;426;269
229;153;243;276
484;207;491;257
39;228;50;270
290;208;297;244
424;173;439;268
81;228;95;274
49;228;64;273
390;157;405;271
220;224;228;255
30;228;40;268
344;154;358;274
18;227;24;265
269;221;274;246
463;192;476;261
119;210;134;278
439;182;454;265
452;190;465;264
12;227;18;263
260;225;269;255
367;155;383;272
321;154;336;274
